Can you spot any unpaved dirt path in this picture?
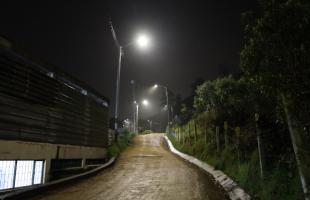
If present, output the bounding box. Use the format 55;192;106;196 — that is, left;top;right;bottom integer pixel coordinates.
34;133;227;200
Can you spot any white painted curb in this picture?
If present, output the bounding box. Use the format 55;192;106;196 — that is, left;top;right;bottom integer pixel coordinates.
164;136;251;200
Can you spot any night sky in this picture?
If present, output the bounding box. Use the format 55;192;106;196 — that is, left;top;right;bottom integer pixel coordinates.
0;0;257;120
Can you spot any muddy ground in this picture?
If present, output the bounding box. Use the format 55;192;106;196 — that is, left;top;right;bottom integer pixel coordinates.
32;133;228;200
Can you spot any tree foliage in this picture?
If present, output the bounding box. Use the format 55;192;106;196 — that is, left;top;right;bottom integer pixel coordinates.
172;1;310;198
240;1;310;197
194;76;278;127
241;0;310;105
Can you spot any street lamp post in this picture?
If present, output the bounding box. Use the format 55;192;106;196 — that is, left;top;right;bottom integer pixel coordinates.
165;87;170;128
131;80;136;133
134;99;149;134
136;102;139;134
154;84;170;132
110;21;122;136
115;46;123;132
147;120;152;131
109;20;151;138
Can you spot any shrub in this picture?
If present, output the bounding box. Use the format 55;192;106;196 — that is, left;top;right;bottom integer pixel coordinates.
107;131;135;158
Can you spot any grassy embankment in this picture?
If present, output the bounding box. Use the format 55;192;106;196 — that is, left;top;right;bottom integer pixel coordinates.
167;115;303;200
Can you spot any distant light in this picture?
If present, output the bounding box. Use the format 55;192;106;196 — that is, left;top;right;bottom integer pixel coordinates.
136;33;150;49
81;89;87;96
47;72;54;78
153;84;158;89
142;99;149;106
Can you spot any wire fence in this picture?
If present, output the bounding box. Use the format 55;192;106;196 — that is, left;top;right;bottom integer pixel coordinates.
172;113;310;183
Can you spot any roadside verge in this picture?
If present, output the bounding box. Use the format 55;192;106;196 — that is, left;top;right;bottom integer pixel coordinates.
164;135;251;200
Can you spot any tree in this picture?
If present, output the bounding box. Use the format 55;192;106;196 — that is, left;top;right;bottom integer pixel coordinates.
240;0;310;198
194;76;262;126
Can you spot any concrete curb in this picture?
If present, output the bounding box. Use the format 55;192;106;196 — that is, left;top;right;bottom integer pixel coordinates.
164;136;251;200
0;156;117;200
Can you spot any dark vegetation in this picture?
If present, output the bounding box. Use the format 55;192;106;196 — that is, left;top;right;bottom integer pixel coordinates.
107;130;135;158
169;1;310;199
141;130;153;135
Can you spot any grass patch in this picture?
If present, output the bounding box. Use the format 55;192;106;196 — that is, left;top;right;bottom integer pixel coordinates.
141;130;152;135
166;133;304;200
107;131;135;158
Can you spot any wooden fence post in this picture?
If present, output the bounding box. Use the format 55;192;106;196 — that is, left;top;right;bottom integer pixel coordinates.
182;126;186;145
205;119;208;145
181;126;184;145
188;122;191;145
178;127;181;142
194;120;197;144
235;126;241;169
224;121;228;148
216;126;220;152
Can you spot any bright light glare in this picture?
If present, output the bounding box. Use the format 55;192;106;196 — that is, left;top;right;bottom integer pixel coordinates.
142;99;149;106
136;34;150;48
153;84;158;89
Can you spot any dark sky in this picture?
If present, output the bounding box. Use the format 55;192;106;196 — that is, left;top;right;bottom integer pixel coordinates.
0;0;257;120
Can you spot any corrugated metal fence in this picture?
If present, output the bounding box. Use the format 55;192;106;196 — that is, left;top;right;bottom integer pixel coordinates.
0;49;110;148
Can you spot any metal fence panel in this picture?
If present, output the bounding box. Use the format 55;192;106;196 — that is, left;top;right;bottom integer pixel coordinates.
0;49;109;148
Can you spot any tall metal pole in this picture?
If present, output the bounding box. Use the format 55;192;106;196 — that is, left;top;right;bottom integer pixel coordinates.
165;87;170;132
131;80;136;133
255;113;264;179
110;20;122;140
136;103;139;134
114;46;123;134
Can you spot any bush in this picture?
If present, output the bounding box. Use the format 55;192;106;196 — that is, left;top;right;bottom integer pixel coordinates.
107;131;135;158
107;143;120;158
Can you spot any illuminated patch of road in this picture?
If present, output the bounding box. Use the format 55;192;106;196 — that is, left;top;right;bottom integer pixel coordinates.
33;134;228;200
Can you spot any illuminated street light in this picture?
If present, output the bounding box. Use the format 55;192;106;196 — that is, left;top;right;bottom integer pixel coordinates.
142;99;149;106
153;84;158;89
136;33;151;49
109;20;152;137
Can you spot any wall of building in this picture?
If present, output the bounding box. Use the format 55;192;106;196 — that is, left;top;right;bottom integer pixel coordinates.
0;139;107;182
0;38;110;191
0;48;110;148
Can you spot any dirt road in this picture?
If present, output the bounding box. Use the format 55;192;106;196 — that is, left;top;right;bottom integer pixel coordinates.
34;133;227;200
